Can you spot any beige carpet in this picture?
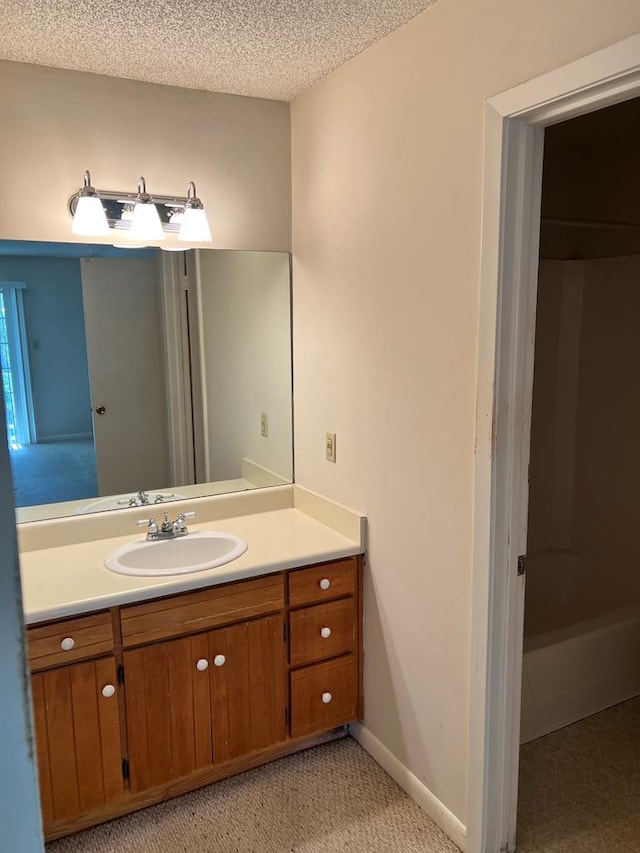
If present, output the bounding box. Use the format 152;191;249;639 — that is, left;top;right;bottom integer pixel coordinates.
47;737;460;852
517;696;640;851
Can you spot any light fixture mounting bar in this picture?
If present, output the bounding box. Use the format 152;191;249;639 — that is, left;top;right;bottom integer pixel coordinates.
69;186;194;211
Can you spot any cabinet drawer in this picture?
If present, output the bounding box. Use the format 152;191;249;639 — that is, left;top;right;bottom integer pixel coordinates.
121;573;285;647
290;655;358;738
289;598;356;667
288;558;356;607
28;612;114;672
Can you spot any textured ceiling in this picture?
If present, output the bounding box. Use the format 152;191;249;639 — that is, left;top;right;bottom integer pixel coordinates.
0;0;439;101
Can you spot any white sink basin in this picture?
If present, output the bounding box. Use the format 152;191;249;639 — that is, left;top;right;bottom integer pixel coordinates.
76;492;185;515
105;531;248;577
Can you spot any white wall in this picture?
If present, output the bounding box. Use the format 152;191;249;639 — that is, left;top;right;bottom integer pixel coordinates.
0;60;291;252
197;250;292;482
291;0;640;829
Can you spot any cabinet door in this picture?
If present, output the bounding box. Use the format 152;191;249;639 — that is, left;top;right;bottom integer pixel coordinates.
31;657;123;825
124;632;213;793
124;615;286;790
210;614;286;762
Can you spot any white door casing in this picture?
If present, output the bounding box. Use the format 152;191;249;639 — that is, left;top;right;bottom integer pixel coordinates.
157;250;195;488
81;257;170;497
469;34;640;853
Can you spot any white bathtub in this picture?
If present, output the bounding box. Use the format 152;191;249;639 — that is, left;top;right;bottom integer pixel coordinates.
520;600;640;743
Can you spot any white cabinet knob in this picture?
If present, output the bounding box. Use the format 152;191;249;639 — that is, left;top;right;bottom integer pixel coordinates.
196;658;209;671
320;627;332;639
101;684;116;698
214;654;226;667
319;578;331;590
60;637;75;651
321;692;333;704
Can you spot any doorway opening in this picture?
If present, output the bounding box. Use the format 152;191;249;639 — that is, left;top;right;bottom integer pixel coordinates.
468;35;640;853
517;96;640;852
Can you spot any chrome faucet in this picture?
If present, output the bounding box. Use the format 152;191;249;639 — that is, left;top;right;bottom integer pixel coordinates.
124;491;176;508
126;490;150;507
136;511;197;541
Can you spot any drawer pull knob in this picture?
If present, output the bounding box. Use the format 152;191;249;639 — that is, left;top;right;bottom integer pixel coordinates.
196;658;209;672
101;684;116;698
320;627;332;639
60;637;75;651
321;692;333;704
214;654;226;667
319;578;331;590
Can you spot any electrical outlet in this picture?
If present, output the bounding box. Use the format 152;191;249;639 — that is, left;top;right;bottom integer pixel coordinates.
260;412;269;438
326;432;336;463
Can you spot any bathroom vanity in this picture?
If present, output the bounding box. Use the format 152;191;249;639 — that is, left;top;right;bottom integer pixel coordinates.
19;486;365;841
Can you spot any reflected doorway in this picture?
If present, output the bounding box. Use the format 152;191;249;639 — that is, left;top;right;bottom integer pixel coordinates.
0;280;95;507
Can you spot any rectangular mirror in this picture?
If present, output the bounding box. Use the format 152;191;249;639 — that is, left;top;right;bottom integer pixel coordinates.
0;240;293;522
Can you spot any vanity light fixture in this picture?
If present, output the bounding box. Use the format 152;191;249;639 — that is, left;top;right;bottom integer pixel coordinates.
178;182;213;243
68;171;214;244
129;177;165;241
71;171;110;237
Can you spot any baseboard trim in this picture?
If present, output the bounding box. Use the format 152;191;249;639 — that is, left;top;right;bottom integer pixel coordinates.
37;432;93;443
350;722;466;851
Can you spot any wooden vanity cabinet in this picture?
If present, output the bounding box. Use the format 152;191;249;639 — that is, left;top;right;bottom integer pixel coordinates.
28;613;124;825
287;558;361;739
123;613;286;792
120;574;287;791
27;555;362;840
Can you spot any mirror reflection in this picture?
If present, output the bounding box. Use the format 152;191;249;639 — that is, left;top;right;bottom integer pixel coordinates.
0;241;293;522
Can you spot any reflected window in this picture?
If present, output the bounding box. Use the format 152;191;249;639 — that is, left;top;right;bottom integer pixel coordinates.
0;282;32;450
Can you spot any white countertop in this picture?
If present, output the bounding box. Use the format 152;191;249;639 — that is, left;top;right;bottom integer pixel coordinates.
20;488;365;624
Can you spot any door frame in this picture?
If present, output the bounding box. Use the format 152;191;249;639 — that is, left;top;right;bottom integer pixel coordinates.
468;34;640;853
158;251;197;487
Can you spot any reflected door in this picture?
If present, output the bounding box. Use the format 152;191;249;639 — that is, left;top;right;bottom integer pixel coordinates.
81;258;170;496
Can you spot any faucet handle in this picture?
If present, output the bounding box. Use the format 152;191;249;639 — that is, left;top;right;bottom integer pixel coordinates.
174;511;196;533
136;517;158;535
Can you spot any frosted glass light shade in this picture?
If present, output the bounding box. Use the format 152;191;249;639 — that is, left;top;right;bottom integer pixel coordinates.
178;207;212;243
71;195;110;237
129;201;165;241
